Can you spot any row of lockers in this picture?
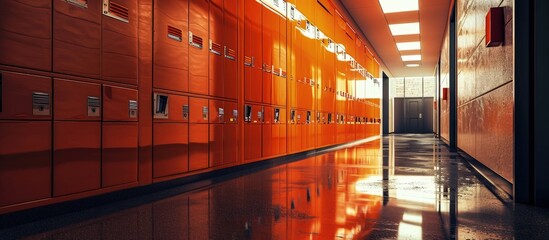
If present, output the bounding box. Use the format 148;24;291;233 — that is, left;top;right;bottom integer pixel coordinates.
0;0;382;213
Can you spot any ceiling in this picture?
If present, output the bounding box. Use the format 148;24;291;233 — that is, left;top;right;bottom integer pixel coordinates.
340;0;452;77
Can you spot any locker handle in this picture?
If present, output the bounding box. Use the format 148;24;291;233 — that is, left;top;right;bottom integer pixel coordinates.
64;0;88;8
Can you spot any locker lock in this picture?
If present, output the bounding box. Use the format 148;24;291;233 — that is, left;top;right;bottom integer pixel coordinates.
32;92;50;116
87;96;101;117
183;105;189;120
218;108;224;122
202;106;209;120
231;109;238;123
129;100;138;118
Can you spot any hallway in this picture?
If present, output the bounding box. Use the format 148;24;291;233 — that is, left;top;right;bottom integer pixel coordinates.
1;134;548;239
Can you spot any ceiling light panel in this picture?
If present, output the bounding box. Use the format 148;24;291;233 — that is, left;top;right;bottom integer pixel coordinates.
379;0;419;13
401;55;421;61
397;41;421;51
406;64;420;67
389;23;420;36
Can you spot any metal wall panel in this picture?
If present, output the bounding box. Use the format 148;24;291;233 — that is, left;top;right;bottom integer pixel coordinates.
53;0;101;78
0;0;52;71
153;0;189;92
103;85;139;122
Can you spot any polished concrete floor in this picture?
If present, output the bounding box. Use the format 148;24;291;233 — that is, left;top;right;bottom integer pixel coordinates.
2;134;549;239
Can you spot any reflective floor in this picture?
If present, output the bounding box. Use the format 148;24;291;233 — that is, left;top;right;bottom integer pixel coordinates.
2;134;549;239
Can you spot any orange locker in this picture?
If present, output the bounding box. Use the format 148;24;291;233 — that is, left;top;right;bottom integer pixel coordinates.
288;109;298;153
244;0;262;103
209;100;224;167
209;0;224;98
244;104;262;161
53;0;101;79
223;101;238;165
153;93;189;178
189;97;209;171
102;85;138;187
0;72;51;207
102;0;138;85
262;7;274;105
223;0;238;99
274;108;287;155
53;79;101;196
275;15;287;106
189;0;209;95
0;0;51;71
262;106;273;158
153;0;189;92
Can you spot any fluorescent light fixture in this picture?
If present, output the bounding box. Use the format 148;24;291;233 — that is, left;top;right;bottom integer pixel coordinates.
406;63;420;67
401;55;421;61
396;41;421;51
389;22;420;36
379;0;418;13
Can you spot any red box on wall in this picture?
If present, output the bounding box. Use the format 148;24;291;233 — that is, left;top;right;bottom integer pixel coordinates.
486;7;504;47
442;88;449;100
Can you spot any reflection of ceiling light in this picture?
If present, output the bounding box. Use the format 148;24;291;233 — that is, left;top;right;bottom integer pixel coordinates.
379;0;418;13
397;41;421;51
401;55;421;61
257;0;287;19
406;64;420;67
389;22;420;36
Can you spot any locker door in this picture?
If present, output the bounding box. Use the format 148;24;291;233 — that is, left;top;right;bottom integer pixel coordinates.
262;106;273;158
278;108;287;155
244;104;261;161
0;0;52;71
102;123;138;187
288;109;297;153
262;7;273;105
244;0;262;103
189;97;209;171
0;72;52;207
209;0;224;98
223;0;238;99
102;0;138;85
53;0;101;78
189;0;209;95
153;94;189;178
102;85;138;187
209;100;224;167
153;0;189;92
224;101;238;165
53;79;101;196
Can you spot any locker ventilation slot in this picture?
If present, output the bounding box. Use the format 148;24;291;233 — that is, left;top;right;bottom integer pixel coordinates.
64;0;88;8
87;96;101;107
103;1;129;23
210;41;222;55
225;47;236;61
244;56;254;67
189;32;204;49
168;26;183;42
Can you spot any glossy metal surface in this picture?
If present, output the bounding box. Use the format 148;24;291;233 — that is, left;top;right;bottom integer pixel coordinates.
188;0;209;95
53;0;101;78
4;134;548;239
102;0;138;85
0;0;52;71
102;122;138;187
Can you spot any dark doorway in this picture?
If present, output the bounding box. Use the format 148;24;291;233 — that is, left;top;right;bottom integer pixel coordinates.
394;97;434;133
405;98;423;133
